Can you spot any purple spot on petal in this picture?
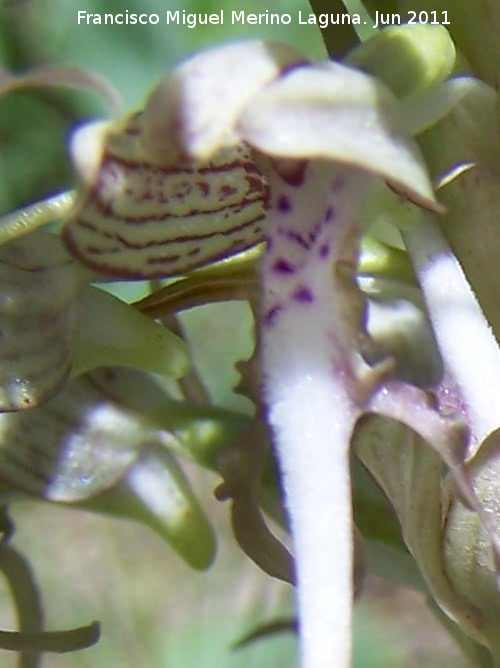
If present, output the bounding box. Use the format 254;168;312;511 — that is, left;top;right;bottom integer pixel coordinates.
273;258;295;274
309;226;319;244
264;304;284;326
319;244;330;259
324;207;335;223
277;195;292;213
292;286;314;303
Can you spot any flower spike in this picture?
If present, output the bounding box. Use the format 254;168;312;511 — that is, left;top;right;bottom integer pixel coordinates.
63;41;441;668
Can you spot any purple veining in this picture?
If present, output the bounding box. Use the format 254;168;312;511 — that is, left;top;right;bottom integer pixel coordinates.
277;226;310;250
324;207;335;223
264;304;284;326
289;232;310;249
308;221;323;244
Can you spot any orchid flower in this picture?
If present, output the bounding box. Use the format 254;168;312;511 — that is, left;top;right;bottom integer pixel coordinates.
5;19;500;667
354;195;500;662
411;48;500;661
60;40;448;668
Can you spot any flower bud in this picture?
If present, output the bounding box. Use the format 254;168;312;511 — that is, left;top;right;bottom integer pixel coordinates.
443;429;500;653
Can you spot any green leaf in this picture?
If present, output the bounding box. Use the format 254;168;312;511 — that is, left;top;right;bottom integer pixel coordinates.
73;286;190;379
353;414;485;643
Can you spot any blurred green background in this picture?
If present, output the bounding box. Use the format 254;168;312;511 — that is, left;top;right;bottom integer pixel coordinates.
0;1;475;667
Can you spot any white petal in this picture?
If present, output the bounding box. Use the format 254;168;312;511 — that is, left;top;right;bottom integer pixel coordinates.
238;61;440;211
140;41;307;164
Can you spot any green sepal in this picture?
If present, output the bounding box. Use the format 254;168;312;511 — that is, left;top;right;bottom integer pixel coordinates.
359;235;414;283
84;444;216;570
73;286;190;379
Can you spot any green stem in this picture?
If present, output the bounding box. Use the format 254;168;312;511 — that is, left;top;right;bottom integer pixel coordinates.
0;544;43;668
0;622;100;653
0;191;75;245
